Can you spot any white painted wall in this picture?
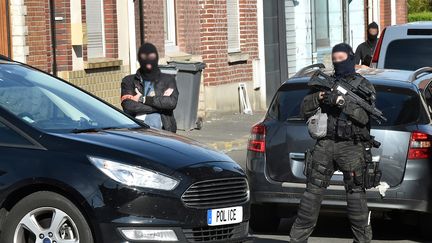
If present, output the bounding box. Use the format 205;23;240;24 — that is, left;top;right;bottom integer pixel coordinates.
292;0;313;74
328;0;343;47
117;0;130;66
10;0;27;62
257;0;267;109
350;0;366;50
71;0;83;70
285;0;296;76
285;0;365;73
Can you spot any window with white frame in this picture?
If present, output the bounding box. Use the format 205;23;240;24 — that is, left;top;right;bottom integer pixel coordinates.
314;0;330;48
86;0;105;58
164;0;177;47
227;0;240;53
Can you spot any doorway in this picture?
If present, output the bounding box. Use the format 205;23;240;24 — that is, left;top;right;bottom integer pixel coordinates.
263;0;288;106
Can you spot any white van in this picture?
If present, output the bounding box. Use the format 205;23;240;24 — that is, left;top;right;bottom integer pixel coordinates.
371;21;432;70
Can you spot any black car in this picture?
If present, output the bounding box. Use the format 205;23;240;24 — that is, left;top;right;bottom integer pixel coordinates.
0;58;250;243
247;65;432;236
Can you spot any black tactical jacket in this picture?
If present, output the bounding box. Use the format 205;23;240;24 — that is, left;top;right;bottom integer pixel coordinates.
301;73;376;141
121;72;179;133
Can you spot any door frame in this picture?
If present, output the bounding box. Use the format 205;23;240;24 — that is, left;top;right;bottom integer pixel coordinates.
263;0;288;106
0;0;12;57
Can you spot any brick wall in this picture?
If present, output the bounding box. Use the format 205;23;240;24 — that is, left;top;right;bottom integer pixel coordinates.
177;0;202;54
142;0;165;56
103;0;118;59
24;0;52;72
54;0;72;72
395;0;407;24
66;65;130;108
199;0;258;86
380;0;407;28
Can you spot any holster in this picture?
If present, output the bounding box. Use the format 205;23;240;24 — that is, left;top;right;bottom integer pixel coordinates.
304;149;313;177
363;143;382;189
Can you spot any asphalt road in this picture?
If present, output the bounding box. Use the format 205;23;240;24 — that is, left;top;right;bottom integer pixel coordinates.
226;149;430;243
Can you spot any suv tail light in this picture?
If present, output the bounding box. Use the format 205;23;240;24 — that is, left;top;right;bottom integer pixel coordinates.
247;123;266;153
371;27;387;67
408;131;431;159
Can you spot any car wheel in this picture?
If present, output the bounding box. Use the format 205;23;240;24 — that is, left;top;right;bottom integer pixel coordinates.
249;204;280;233
0;191;93;243
419;213;432;239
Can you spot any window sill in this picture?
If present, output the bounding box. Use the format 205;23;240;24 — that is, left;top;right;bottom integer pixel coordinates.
228;52;249;64
84;58;123;70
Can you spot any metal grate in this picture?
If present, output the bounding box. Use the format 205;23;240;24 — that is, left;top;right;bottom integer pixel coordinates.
183;222;248;242
182;178;249;209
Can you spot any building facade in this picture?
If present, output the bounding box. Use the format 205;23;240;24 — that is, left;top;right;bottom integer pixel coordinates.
0;0;408;115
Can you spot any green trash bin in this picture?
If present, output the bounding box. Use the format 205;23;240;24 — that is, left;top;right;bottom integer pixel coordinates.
165;61;205;131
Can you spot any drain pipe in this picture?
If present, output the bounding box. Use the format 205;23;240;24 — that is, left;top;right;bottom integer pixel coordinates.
5;0;11;57
139;0;145;45
49;0;58;76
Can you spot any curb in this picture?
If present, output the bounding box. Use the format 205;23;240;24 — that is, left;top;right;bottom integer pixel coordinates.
207;137;249;153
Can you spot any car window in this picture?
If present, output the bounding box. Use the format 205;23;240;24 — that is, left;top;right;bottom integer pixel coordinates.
0;64;140;133
0;120;32;146
384;39;432;71
267;84;309;121
269;83;422;126
371;85;421;126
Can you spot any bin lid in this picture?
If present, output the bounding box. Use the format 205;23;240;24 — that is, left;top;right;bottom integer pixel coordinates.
159;64;178;75
167;61;206;72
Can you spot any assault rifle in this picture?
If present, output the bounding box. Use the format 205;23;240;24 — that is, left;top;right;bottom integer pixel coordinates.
308;70;387;124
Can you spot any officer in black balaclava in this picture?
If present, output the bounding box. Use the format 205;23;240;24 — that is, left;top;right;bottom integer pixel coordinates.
120;43;179;132
290;43;376;243
355;22;379;67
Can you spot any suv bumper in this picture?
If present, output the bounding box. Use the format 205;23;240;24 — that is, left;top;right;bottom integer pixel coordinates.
247;158;432;213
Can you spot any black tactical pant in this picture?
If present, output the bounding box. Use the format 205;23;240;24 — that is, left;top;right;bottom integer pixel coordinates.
290;139;372;243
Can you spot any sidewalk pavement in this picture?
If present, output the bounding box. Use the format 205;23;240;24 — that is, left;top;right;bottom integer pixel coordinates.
177;112;265;153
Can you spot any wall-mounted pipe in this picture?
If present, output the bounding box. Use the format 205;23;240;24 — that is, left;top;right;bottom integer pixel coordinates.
5;0;11;57
49;0;58;76
139;0;145;45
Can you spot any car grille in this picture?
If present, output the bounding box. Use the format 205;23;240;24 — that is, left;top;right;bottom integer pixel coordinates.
181;178;249;209
183;222;248;242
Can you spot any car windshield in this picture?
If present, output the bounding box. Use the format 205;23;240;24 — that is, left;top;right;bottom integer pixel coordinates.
384;39;432;71
0;64;140;133
269;83;421;127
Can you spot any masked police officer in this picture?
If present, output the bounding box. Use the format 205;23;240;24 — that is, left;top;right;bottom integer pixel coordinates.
289;43;375;243
355;22;379;68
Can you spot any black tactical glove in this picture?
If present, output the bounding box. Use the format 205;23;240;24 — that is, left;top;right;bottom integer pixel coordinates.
323;90;345;106
323;90;338;105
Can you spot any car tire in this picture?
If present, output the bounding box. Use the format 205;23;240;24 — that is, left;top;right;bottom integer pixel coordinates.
249;204;280;233
419;213;432;239
0;191;93;243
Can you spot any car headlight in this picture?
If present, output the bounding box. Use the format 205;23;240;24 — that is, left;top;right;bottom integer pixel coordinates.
88;156;179;190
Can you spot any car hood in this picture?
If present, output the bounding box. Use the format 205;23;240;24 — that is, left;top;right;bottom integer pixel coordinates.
49;128;234;170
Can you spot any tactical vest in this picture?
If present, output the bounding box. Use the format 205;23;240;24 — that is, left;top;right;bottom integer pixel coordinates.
325;75;372;141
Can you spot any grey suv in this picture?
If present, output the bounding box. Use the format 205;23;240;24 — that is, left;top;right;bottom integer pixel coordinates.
246;64;432;237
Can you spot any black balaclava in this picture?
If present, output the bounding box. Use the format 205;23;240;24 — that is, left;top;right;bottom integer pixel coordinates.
367;22;379;43
332;43;356;78
137;43;160;81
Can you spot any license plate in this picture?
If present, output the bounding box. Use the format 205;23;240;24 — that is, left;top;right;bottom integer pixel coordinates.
207;206;243;226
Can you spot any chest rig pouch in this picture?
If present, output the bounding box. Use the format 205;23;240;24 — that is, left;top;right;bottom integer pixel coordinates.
336;113;353;140
307;107;328;139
